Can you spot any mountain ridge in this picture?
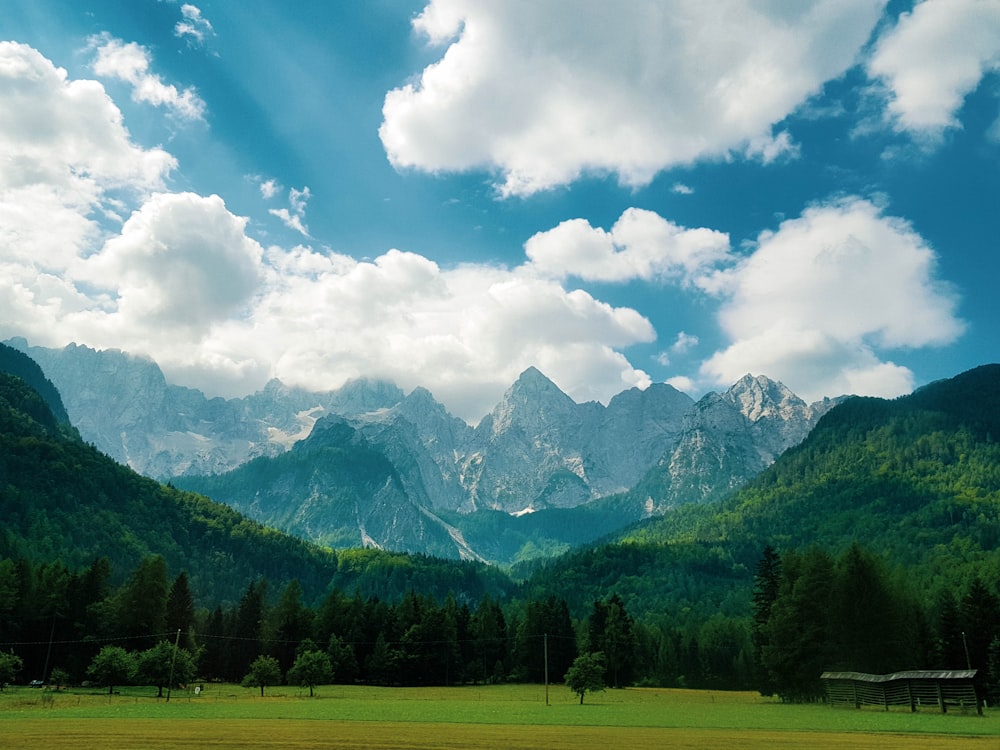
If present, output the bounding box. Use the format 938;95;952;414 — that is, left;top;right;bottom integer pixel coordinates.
9;338;839;563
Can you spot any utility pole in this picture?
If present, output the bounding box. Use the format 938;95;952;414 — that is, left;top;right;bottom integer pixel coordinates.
961;631;972;670
544;633;549;706
166;629;181;702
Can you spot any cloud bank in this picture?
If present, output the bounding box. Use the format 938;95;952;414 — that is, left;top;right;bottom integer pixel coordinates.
380;0;887;196
0;3;975;422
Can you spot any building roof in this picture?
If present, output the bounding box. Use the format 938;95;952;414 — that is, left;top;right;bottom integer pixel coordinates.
820;670;977;682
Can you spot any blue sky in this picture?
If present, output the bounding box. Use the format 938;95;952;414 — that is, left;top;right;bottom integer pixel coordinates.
2;0;999;422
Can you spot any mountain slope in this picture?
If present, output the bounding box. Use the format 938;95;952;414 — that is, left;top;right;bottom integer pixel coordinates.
176;415;486;560
527;365;1000;620
634;364;1000;563
0;371;511;606
0;341;71;427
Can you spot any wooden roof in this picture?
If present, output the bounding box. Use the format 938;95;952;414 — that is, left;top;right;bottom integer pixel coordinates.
820;670;977;682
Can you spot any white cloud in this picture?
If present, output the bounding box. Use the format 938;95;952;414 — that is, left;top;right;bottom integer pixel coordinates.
257;177;281;200
79;192;263;333
672;332;699;354
524;208;731;285
88;33;206;120
190;254;655;421
381;0;886;196
0;44;656;423
269;186;311;237
0;41;175;272
699;197;965;401
671;183;694;196
175;4;216;47
867;0;1000;138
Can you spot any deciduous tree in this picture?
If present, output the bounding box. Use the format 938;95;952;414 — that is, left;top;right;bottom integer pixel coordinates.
287;649;333;696
87;645;135;695
242;654;282;697
565;652;606;704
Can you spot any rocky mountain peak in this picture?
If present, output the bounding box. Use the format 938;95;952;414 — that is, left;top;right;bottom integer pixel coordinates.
726;373;804;422
489;367;577;434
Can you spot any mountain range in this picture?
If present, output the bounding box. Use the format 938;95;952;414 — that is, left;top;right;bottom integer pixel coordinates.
5;339;838;563
3;340;998;694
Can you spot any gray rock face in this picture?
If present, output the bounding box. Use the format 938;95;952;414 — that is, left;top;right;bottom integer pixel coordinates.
10;340;839;558
642;374;840;511
8;341;404;478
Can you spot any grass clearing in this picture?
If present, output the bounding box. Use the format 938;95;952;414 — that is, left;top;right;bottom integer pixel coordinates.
1;683;995;749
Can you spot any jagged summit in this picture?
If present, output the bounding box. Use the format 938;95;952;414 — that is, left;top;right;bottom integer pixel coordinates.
726;374;806;422
12;340;849;560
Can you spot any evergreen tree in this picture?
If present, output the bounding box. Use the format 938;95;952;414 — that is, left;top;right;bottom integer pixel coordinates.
932;589;965;669
516;596;577;683
268;579;313;675
751;545;782;695
470;595;507;684
587;593;635;687
829;544;909;673
198;606;228;681
116;555;168;650
230;579;268;682
326;633;359;684
760;547;834;701
165;572;196;651
959;577;1000;683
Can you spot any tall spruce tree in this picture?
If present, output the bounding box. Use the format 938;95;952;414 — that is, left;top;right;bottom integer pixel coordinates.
751;545;782;695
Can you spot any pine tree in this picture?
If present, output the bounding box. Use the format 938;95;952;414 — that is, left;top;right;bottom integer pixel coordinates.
751;545;781;695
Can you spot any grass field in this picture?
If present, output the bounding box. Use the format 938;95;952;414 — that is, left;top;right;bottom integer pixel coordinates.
1;683;995;749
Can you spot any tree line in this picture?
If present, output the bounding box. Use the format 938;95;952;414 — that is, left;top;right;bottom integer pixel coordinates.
3;545;998;699
0;553;637;692
751;543;1000;703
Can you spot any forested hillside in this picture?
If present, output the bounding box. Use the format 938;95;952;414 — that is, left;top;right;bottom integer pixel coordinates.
0;372;511;605
624;364;1000;583
522;365;1000;698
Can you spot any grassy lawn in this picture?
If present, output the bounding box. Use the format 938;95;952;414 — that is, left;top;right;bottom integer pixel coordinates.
1;683;995;749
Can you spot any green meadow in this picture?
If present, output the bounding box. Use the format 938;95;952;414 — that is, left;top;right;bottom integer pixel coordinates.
1;684;995;749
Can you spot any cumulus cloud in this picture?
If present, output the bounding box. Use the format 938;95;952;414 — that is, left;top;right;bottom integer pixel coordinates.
0;41;175;271
79;192;263;332
175;4;216;47
183;252;655;421
381;0;886;196
524;208;731;285
0;44;656;422
867;0;1000;138
88;33;206;120
699;197;965;401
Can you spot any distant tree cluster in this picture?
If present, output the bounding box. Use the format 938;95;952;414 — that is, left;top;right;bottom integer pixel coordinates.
752;544;1000;703
0;553;645;693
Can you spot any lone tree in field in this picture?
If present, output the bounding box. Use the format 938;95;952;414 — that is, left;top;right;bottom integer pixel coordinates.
88;645;136;696
565;652;606;704
242;654;282;697
137;640;196;698
287;649;333;697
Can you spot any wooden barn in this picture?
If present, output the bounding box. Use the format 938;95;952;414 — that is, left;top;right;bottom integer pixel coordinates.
820;670;980;713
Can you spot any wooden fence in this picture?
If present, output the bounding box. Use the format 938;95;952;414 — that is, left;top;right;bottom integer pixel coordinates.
820;670;980;713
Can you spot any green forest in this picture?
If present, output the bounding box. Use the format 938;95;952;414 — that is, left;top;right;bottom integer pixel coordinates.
1;353;999;705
